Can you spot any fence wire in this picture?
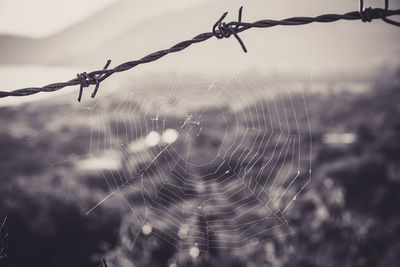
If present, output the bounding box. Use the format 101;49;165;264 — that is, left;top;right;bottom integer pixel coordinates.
0;2;399;101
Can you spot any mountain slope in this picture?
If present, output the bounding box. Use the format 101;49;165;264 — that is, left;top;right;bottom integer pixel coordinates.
0;0;212;64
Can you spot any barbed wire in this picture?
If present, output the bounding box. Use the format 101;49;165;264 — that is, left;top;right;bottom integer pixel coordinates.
0;1;399;101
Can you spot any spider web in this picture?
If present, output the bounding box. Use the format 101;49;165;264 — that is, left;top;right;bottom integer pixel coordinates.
26;71;312;255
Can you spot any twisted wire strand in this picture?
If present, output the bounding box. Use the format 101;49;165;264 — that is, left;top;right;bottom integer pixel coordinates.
0;6;399;101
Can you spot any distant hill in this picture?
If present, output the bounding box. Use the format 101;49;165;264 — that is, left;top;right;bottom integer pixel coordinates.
0;35;41;63
0;0;216;66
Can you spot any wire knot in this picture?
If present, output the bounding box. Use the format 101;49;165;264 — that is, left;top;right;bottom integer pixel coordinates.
358;0;400;27
213;7;248;53
76;60;111;102
77;72;90;88
360;7;374;22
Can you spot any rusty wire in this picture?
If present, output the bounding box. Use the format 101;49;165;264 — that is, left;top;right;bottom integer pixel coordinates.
0;2;399;101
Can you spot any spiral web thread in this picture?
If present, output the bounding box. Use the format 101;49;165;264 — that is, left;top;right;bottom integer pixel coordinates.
26;73;312;253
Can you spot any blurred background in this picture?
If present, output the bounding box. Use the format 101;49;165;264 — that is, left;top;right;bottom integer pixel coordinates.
0;0;400;266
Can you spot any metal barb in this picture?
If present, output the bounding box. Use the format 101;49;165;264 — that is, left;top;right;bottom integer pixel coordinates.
382;0;400;27
76;72;90;102
360;0;400;26
76;60;112;102
213;7;247;53
91;59;112;99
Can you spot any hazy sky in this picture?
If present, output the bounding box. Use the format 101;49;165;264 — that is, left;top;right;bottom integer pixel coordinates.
0;0;119;37
0;0;214;38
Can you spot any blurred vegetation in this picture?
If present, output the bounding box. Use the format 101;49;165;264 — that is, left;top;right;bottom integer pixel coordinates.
0;69;399;267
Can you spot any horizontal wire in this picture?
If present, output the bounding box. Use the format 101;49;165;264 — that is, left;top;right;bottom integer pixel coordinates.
0;6;399;101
